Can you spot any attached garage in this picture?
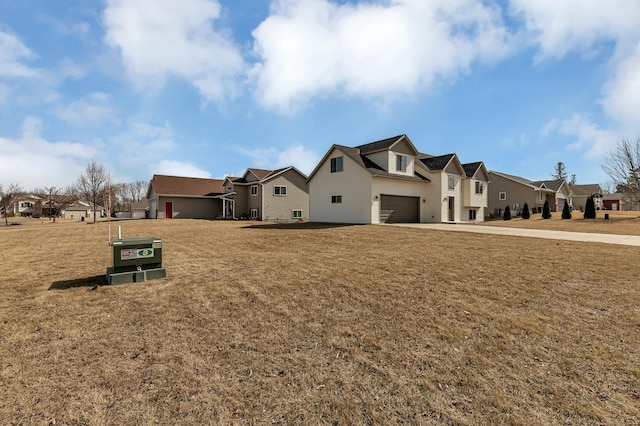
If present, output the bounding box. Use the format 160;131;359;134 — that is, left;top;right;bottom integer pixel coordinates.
380;195;420;223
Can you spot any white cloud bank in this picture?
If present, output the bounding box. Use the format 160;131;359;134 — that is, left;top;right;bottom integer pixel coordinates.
0;117;100;189
250;0;511;113
513;0;640;155
103;0;246;103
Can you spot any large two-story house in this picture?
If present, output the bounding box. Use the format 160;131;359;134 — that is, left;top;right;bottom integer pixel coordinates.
306;134;489;224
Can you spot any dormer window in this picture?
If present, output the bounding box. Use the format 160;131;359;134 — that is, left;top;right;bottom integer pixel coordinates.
475;181;484;194
396;155;407;172
448;175;455;190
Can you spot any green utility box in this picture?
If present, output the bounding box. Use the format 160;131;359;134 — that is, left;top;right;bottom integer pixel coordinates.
106;237;167;285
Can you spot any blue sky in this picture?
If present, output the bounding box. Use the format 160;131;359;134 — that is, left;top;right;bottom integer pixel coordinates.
1;0;640;190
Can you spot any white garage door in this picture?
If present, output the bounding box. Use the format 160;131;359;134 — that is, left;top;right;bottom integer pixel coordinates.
380;195;420;223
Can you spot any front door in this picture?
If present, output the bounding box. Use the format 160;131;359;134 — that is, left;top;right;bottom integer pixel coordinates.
448;197;455;221
165;201;173;219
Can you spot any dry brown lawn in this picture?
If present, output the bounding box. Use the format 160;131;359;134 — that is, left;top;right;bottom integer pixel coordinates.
1;219;639;425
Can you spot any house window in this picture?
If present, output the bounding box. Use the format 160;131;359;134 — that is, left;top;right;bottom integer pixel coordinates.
330;156;343;173
538;192;543;201
274;186;287;196
396;155;407;172
448;175;455;190
499;192;507;201
250;209;258;219
292;210;303;219
469;210;477;220
250;185;258;196
475;181;484;194
331;195;342;204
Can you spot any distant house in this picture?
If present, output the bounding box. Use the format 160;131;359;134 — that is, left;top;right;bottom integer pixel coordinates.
306;134;489;224
601;193;624;211
115;198;149;219
63;201;105;221
569;184;603;211
488;172;571;216
222;167;309;222
6;195;42;217
147;175;228;219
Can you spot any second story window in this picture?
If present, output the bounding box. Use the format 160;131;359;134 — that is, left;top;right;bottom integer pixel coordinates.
396;155;407;172
331;195;342;204
475;181;484;194
499;192;507;201
331;156;343;173
274;186;287;196
250;185;258;196
448;175;455;190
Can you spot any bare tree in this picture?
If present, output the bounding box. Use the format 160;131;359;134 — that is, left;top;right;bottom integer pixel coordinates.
33;186;78;222
75;160;109;223
127;180;147;203
602;137;640;210
0;183;23;226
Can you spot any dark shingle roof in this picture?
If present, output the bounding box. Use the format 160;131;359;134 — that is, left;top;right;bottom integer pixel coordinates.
462;162;483;178
150;175;225;196
336;145;429;182
419;154;455;171
533;179;565;191
570;184;602;196
355;134;406;154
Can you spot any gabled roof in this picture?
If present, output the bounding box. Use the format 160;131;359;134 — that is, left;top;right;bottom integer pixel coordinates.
570;184;603;196
229;166;307;187
462;162;483;178
355;134;410;154
533;179;565;191
149;174;225;197
306;144;430;184
419;153;455;171
489;171;554;192
246;168;274;181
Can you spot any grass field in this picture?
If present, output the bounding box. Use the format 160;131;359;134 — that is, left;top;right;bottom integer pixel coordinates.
1;218;639;424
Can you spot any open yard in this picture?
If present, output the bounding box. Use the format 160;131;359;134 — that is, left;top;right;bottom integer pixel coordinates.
1;218;639;424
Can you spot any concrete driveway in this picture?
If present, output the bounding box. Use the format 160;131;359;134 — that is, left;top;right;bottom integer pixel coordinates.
389;223;640;247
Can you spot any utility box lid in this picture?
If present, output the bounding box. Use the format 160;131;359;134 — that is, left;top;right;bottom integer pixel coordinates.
111;237;163;271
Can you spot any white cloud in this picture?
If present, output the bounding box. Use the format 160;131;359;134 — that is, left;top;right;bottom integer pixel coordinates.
0;29;41;79
251;0;511;113
601;41;640;129
155;160;212;178
544;114;618;159
103;0;245;103
0;116;100;189
509;0;640;60
54;92;115;124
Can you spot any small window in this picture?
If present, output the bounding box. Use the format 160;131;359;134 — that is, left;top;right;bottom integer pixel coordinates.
538;192;543;201
292;210;303;219
250;185;258;196
469;210;477;220
331;195;342;204
250;208;258;219
499;192;507;201
475;181;483;194
274;186;287;196
448;175;455;190
396;155;407;172
330;156;343;173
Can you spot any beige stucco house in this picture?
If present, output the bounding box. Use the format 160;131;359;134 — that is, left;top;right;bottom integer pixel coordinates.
488;171;572;216
223;167;309;222
306;134;489;224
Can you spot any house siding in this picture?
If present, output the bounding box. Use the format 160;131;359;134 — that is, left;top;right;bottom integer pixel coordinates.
155;196;222;219
263;170;309;222
309;149;373;223
371;177;427;224
488;173;540;216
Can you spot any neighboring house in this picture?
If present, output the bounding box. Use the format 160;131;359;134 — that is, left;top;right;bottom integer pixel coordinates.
601;193;624;211
115;198;149;219
222;167;309;222
306;134;489;224
63;201;105;220
488;172;571;216
147;175;228;219
569;184;604;211
7;195;42;217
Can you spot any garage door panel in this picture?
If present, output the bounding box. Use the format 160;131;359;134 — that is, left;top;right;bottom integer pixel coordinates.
380;195;419;223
